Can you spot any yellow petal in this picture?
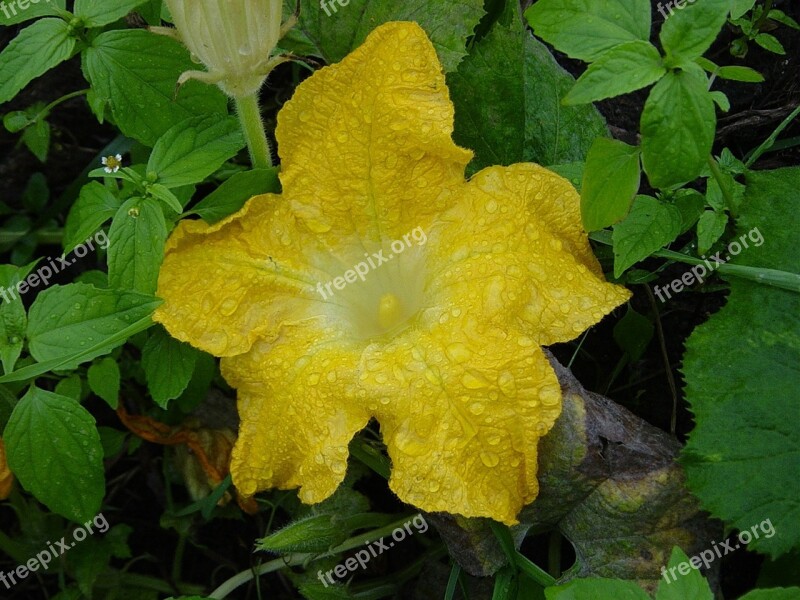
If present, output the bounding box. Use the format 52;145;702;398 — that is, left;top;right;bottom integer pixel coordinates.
428;163;631;345
275;21;473;241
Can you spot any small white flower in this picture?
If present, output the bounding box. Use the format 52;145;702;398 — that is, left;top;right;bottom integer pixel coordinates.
102;154;123;173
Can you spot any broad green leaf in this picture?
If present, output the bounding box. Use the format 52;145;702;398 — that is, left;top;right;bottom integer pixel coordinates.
581;138;640;231
730;0;757;19
147;116;244;188
279;0;484;73
655;547;713;600
612;195;682;277
0;0;65;25
141;327;200;409
696;210;728;255
87;357;120;408
754;33;785;55
545;578;648;600
83;30;228;146
660;0;729;61
0;18;75;104
564;40;665;105
27;283;160;369
641;67;716;189
682;167;800;558
525;0;651;62
716;66;764;82
74;0;148;26
449;3;607;172
107;197;168;294
64;182;121;253
4;387;104;523
191;168;281;223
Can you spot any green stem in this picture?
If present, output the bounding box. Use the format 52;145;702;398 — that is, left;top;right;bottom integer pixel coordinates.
209;514;421;599
707;156;738;218
39;89;89;118
234;93;273;169
746;104;800;167
590;230;800;293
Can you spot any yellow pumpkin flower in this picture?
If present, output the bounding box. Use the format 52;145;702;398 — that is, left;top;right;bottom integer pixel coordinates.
154;22;630;524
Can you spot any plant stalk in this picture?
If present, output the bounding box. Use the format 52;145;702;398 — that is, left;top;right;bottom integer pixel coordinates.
235;93;273;169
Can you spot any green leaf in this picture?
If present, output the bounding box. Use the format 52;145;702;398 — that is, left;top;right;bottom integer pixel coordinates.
147;183;184;213
21;118;50;161
55;374;83;400
0;265;32;375
753;33;785;55
740;590;800;600
0;0;65;25
716;65;764;82
673;189;705;234
147;116;244;188
449;4;607;172
68;524;131;596
107;197;168;294
83;30;228;146
141;327;200;409
682;167;800;559
4;387;104;523
660;0;729;61
64;182;121;253
87;357;120;408
709;90;730;112
564;40;665;105
768;9;800;31
27;283;160;369
641;67;716;188
613;306;653;361
696;210;728;255
581;138;640;231
655;547;713;599
612;195;682;277
730;0;757;19
545;578;649;600
280;0;484;73
74;0;148;26
0;18;75;104
3;111;31;133
525;0;651;62
191;168;280;223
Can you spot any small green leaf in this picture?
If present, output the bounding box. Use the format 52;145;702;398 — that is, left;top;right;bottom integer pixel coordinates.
659;0;729;61
525;0;651;62
581;138;641;231
141;327;200;409
753;33;785;54
83;30;228;146
21;118;50;161
258;514;347;554
87;357;121;408
696;210;728;254
545;578;649;600
730;0;757;20
64;182;120;253
74;0;149;26
3;111;31;133
54;374;83;401
147;115;244;188
564;40;665;105
709;91;730;112
716;65;764;82
0;265;32;375
4;387;104;523
191;169;281;223
613;306;653;361
27;282;160;369
147;183;184;213
98;426;127;457
655;547;713;600
0;18;76;104
612;195;682;277
739;590;800;600
107;197;168;294
673;189;705;234
641;67;716;188
768;9;800;31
